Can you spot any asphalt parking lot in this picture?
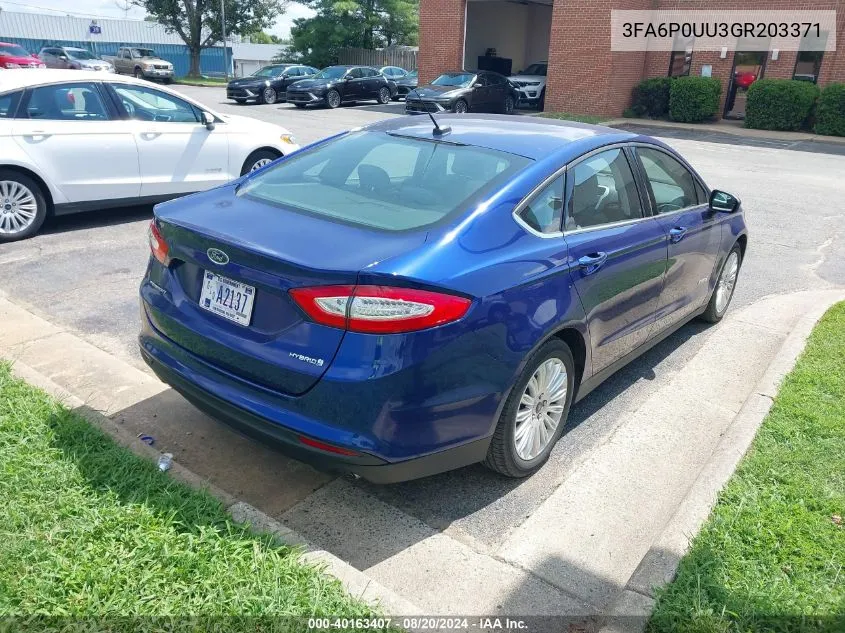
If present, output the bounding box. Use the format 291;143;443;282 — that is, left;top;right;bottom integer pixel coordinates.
2;84;844;558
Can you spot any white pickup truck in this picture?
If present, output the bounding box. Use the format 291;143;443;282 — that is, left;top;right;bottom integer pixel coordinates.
101;47;174;82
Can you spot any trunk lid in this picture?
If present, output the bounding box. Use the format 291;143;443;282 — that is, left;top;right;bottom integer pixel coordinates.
146;185;426;396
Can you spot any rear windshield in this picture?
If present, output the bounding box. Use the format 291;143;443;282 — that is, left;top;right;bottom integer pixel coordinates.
238;131;532;231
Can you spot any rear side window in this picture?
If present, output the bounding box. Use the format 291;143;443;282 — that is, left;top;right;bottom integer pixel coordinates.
239;131;532;231
24;83;109;120
0;91;22;118
567;148;643;230
636;147;701;213
519;175;564;234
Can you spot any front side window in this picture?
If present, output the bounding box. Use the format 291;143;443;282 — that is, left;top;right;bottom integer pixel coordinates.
519;175;564;234
67;49;96;60
636;147;700;213
112;85;199;123
567;148;643;230
238;131;532;232
0;91;22;118
132;48;156;58
25;83;109;121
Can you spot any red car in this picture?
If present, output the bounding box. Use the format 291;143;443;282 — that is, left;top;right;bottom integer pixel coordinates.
734;71;757;90
0;42;46;69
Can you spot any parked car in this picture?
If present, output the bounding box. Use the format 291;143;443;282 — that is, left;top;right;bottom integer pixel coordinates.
734;71;757;90
0;42;45;69
405;70;518;114
393;69;418;99
102;47;174;83
286;65;393;109
226;64;318;105
509;61;547;109
0;70;299;242
138;114;747;483
39;46;114;72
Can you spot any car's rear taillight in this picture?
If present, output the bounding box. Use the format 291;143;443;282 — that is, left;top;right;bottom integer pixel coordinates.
148;220;170;266
289;285;471;334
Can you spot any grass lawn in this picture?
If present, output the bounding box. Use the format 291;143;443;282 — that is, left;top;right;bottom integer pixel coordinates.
538;112;611;124
174;76;229;87
0;364;381;631
648;302;845;633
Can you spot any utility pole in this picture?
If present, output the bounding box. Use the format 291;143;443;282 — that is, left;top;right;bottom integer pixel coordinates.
220;0;229;79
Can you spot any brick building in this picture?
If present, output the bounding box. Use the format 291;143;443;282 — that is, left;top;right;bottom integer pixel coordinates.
418;0;845;118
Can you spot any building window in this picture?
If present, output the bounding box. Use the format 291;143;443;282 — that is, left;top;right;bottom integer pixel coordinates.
668;35;694;77
793;32;827;84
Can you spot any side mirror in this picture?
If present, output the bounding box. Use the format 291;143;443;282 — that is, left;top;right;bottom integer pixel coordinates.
344;75;353;81
709;189;740;213
58;55;68;61
201;111;215;131
473;82;483;89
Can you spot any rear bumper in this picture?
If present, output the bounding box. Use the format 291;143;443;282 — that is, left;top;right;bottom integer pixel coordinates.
139;299;498;483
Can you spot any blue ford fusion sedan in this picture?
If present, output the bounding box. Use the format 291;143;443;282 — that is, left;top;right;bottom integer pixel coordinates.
139;114;747;483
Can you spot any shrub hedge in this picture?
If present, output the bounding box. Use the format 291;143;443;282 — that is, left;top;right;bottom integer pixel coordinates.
814;83;845;137
669;77;721;123
630;77;673;118
744;79;819;131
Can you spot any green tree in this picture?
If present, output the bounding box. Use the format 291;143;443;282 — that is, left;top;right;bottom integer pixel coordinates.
245;30;283;44
289;0;417;68
133;0;288;76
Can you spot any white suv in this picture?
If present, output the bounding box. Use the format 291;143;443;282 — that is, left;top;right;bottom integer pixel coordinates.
0;70;299;241
509;62;548;110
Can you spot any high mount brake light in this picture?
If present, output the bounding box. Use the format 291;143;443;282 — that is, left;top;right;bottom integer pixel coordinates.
148;220;170;266
289;285;471;334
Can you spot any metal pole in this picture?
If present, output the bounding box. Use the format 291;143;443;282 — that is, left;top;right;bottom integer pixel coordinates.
220;0;228;79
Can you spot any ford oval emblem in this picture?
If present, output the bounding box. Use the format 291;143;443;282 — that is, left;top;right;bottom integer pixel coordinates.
207;248;229;265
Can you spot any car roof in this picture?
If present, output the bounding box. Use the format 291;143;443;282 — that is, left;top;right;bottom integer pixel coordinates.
364;114;637;162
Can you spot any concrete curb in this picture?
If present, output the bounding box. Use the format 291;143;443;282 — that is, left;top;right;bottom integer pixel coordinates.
3;356;423;618
600;294;844;633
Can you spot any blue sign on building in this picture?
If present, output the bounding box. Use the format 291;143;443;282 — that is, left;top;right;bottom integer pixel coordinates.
89;22;101;34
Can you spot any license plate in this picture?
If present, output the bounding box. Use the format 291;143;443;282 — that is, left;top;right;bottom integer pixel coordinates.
198;271;255;326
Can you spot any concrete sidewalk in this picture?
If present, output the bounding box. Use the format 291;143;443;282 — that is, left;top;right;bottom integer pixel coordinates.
2;288;843;630
604;117;845;145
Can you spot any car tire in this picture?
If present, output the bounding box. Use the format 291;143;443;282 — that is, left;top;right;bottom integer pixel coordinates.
163;78;172;85
294;103;307;109
377;86;391;104
503;95;515;115
484;339;575;478
538;89;546;111
240;149;280;176
0;170;48;243
234;98;247;105
700;244;742;323
133;67;143;80
325;89;341;109
452;99;468;114
261;87;277;105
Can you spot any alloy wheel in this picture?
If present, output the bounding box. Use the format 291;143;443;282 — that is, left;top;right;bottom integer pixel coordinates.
455;100;468;113
327;91;341;108
513;358;568;461
505;96;515;114
715;251;739;314
0;180;38;236
378;87;390;104
250;158;273;172
263;87;277;104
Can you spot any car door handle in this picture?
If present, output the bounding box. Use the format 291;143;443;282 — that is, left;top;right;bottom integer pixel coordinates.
669;227;688;243
578;252;608;275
